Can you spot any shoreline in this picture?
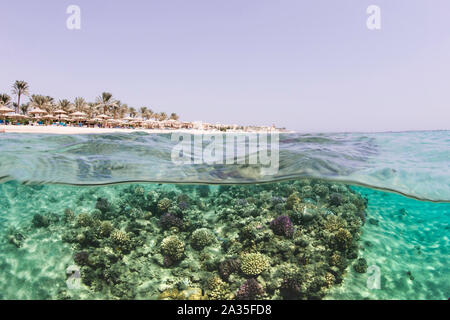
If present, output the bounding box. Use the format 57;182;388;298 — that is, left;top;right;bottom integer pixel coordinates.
0;125;287;135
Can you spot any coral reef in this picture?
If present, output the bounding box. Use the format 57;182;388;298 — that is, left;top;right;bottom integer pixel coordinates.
16;178;367;300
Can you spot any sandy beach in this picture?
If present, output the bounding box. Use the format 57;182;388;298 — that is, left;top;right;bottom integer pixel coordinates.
0;125;284;135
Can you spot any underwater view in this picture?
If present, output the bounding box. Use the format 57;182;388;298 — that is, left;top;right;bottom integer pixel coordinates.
0;131;448;300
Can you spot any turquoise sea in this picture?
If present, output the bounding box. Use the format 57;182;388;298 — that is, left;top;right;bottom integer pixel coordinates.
0;131;448;300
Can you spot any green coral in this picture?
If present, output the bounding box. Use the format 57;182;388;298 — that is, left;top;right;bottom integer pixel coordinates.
99;221;114;237
324;215;347;232
208;276;231;300
76;212;94;227
157;198;172;213
334;228;353;251
111;229;131;245
313;184;329;197
240;253;270;276
286;192;301;210
191;228;215;249
161;235;185;261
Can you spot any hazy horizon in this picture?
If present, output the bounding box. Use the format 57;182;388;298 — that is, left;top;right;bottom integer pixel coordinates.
1;0;449;132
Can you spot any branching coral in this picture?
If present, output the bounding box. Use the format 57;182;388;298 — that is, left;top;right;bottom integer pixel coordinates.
324;215;347;232
111;230;131;246
240;253;270;276
208;276;231;300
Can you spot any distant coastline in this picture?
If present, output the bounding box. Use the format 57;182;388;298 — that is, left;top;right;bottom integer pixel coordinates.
0;124;289;135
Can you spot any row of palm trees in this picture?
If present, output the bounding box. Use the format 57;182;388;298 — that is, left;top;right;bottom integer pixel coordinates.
0;80;180;121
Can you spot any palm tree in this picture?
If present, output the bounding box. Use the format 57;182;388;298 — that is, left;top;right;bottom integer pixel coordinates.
169;113;179;121
158;112;168;121
118;103;129;119
139;107;148;119
11;80;29;113
29;94;53;112
0;93;12;107
86;102;97;118
96;92;117;115
44;96;55;113
73;97;88;112
145;108;155;120
20;103;30;115
56;99;73;112
128;107;137;118
112;100;123;119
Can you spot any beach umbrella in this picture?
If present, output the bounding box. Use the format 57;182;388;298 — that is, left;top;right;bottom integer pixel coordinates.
29;108;47;115
6;113;25;118
123;116;135;121
0;106;14;113
42;114;55;119
70;111;87;117
97;114;111;119
0;107;16;122
54;109;67;115
87;117;102;123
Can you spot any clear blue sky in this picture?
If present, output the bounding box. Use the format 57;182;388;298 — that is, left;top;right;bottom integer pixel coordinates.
1;0;449;132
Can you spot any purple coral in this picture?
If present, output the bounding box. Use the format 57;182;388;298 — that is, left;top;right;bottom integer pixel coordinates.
270;215;294;238
178;201;189;211
235;278;264;300
160;212;184;230
219;258;241;281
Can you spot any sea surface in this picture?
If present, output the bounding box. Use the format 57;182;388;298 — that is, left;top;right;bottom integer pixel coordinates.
0;131;448;300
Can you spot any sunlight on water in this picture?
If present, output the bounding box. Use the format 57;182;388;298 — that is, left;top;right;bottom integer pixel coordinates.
0;131;448;202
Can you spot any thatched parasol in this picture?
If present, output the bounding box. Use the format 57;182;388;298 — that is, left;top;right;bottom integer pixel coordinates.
70;111;87;117
29;108;47;115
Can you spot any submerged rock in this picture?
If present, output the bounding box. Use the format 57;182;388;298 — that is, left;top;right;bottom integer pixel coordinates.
32;214;50;228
